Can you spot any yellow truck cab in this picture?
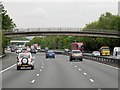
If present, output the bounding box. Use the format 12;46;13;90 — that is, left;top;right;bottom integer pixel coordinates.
100;46;110;56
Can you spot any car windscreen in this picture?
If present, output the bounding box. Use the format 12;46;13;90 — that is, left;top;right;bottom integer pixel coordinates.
102;48;110;51
19;54;30;58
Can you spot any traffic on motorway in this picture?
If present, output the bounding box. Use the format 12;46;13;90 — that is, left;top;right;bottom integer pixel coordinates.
2;44;119;89
5;42;120;71
1;1;120;89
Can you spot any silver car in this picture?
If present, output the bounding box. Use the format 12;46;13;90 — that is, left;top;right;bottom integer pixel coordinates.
70;50;83;61
92;51;100;56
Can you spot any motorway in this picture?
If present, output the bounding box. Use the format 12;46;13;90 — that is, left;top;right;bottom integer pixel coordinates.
0;52;119;89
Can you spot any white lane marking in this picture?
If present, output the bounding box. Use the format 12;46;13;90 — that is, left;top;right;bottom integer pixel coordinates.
37;74;39;77
31;80;35;84
0;64;16;74
90;79;94;83
75;65;77;68
40;69;42;72
79;68;81;70
83;73;87;75
85;59;119;70
42;66;44;68
71;63;73;65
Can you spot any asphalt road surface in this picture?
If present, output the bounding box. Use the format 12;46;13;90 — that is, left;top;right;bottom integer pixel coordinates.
1;52;119;89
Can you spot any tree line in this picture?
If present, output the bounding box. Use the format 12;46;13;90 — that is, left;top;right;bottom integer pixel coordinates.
27;12;120;52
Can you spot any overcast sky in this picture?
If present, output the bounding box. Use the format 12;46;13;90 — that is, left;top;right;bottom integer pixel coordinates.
2;0;119;28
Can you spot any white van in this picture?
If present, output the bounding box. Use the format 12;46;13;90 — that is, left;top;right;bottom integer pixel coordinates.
113;47;120;59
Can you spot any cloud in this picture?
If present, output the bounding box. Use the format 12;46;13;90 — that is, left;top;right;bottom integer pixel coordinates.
26;7;49;19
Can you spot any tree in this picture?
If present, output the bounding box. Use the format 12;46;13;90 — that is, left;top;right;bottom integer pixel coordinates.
0;3;16;54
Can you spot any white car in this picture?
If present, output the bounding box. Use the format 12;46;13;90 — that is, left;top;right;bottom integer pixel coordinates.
16;48;22;53
17;52;35;70
92;51;100;56
64;49;69;52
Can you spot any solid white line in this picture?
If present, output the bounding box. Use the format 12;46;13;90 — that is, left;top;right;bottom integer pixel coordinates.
31;80;35;84
0;64;16;74
86;59;119;70
90;79;94;83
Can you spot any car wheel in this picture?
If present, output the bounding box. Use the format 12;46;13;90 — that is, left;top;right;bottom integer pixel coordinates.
31;66;34;70
79;59;83;61
70;57;72;61
17;66;20;70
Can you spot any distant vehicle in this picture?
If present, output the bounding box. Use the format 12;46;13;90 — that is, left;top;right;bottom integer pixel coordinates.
99;46;110;56
26;46;31;52
45;47;49;52
69;50;83;61
37;45;41;52
113;47;120;58
30;49;37;54
17;52;35;70
92;51;100;56
64;49;69;52
71;42;85;52
15;48;22;53
46;50;55;58
11;47;16;52
6;46;11;51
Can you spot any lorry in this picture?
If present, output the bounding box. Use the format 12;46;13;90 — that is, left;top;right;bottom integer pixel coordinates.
71;42;85;52
113;47;120;58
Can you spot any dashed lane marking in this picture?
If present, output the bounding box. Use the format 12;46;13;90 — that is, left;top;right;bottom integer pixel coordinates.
40;70;42;72
83;73;87;75
37;74;39;77
90;79;94;83
75;65;77;67
79;68;82;70
31;80;35;84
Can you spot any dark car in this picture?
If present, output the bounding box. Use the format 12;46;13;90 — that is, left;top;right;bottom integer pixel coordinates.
11;47;16;52
30;49;37;54
46;50;55;58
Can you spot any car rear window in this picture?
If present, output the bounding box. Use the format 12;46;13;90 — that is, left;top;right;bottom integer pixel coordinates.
48;51;54;53
19;53;30;58
72;51;81;53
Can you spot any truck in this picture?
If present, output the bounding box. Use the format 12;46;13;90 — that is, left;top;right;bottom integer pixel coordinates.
113;47;120;58
71;42;85;52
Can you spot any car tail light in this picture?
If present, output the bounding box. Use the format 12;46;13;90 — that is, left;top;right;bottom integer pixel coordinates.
80;54;83;57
